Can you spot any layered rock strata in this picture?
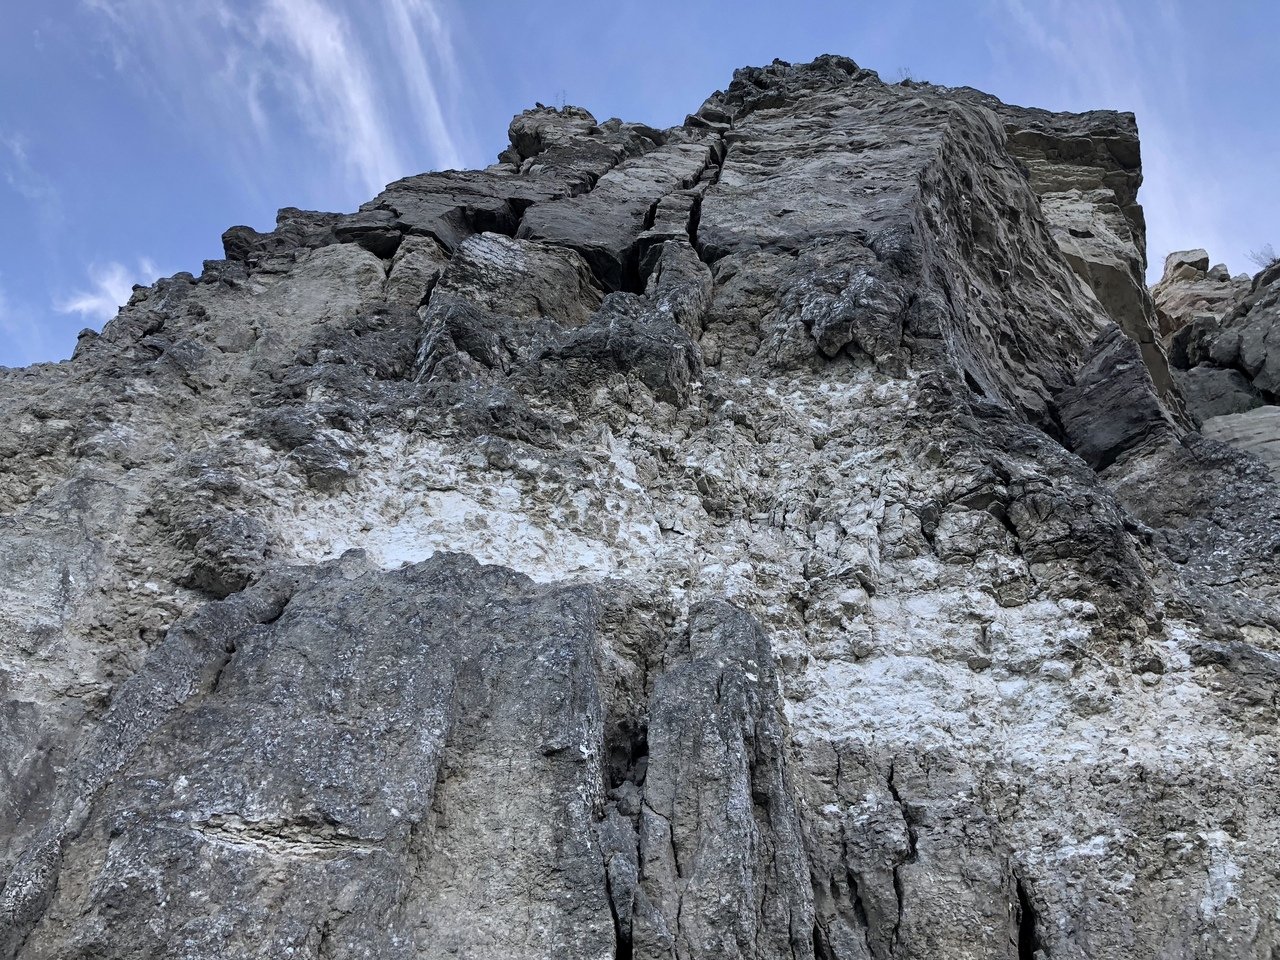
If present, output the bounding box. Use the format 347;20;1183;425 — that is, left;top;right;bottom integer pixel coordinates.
943;88;1184;416
2;56;1278;959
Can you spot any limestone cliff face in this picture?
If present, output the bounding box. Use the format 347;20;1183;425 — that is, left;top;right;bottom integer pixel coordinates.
1;56;1278;959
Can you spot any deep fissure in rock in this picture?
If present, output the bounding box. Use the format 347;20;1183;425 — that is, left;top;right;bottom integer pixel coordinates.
1015;872;1042;960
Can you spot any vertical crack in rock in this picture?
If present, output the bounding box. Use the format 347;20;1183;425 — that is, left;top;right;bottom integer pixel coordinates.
846;869;872;937
633;602;813;958
206;636;236;695
885;759;918;956
1015;872;1042;960
518;128;724;292
812;921;836;960
315;918;333;960
687;190;705;251
688;140;728;264
602;853;634;960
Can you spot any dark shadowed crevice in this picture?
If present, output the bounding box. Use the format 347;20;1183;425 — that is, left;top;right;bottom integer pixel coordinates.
603;863;633;960
504;196;539;236
812;921;836;960
704;141;728;189
316;919;334;959
964;369;986;397
207;637;237;695
687;192;704;251
409;277;440;382
886;760;918;953
620;244;647;296
889;869;907;954
915;502;940;551
643;199;659;231
846;871;871;932
691;143;730;268
469;200;523;239
1015;872;1042;960
605;721;649;794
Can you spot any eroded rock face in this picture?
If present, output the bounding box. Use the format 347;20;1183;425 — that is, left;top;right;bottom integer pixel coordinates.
940;88;1186;420
1165;258;1280;475
1152;249;1252;338
2;55;1279;959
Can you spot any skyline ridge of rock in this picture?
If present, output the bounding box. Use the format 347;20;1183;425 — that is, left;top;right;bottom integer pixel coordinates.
1;54;1278;959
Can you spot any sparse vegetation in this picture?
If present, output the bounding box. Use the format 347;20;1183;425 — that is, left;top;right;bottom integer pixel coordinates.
1248;243;1279;270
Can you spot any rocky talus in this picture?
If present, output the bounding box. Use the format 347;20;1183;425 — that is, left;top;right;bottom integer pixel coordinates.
2;56;1278;959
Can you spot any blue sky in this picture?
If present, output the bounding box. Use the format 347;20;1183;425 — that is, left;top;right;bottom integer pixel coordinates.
1;0;1276;367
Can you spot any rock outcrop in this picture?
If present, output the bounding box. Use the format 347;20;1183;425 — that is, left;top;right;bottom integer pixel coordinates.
2;56;1279;959
943;89;1185;418
1166;257;1280;476
1152;249;1252;338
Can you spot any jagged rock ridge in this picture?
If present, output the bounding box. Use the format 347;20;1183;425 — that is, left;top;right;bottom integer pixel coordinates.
1;55;1278;959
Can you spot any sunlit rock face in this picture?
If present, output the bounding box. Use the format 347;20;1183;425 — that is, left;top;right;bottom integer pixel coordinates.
2;56;1279;960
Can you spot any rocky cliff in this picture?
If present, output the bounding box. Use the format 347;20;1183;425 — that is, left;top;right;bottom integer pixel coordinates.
1165;253;1280;477
1;56;1278;960
1152;249;1251;339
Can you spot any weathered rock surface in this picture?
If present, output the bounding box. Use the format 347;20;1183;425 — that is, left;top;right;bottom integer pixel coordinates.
3;56;1279;959
1201;405;1280;477
944;89;1185;417
1164;256;1280;475
1152;249;1251;338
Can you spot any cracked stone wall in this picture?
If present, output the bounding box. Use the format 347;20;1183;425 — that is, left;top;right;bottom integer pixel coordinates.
1;56;1278;959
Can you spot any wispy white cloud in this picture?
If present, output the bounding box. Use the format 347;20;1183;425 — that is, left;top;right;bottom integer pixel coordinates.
383;0;465;170
54;258;159;323
82;0;474;202
0;131;63;226
82;0;135;71
256;0;405;192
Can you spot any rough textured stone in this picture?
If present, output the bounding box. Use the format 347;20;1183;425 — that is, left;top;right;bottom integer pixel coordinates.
518;133;718;290
1055;325;1177;470
1152;248;1251;337
1164;252;1280;469
1202;406;1280;479
3;56;1280;960
1173;364;1264;420
943;90;1186;419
